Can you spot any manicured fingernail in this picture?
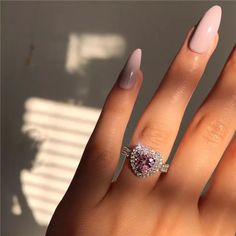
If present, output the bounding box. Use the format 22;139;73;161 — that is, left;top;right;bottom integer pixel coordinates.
118;49;142;89
189;5;222;53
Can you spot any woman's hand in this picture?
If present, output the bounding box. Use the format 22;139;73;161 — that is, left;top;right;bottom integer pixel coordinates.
46;6;236;236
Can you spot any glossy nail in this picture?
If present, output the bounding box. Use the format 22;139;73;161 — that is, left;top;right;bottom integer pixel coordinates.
118;49;142;89
189;5;222;53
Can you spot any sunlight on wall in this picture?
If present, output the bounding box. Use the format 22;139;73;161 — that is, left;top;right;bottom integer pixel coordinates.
65;33;126;74
19;97;101;225
11;195;22;215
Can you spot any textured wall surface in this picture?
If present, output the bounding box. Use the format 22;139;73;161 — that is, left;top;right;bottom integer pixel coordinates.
2;2;236;236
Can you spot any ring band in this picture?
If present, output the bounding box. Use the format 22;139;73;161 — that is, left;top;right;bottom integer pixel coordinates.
122;144;169;177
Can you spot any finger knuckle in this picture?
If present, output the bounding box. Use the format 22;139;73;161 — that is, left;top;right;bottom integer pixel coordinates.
196;116;229;145
140;124;170;149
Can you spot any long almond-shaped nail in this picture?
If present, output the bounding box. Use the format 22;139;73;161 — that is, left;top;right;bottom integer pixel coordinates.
118;49;142;89
189;5;222;53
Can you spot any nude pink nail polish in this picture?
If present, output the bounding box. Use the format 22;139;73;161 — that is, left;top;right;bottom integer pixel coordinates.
118;49;142;89
189;5;222;53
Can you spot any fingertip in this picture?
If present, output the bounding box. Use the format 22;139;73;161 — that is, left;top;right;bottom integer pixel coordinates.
174;27;219;72
187;27;219;56
118;49;142;90
136;69;144;84
189;5;222;53
206;32;219;55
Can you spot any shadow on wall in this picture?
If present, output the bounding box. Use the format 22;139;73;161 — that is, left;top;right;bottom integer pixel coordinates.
2;31;126;236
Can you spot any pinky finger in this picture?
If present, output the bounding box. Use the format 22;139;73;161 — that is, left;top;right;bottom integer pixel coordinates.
199;136;236;236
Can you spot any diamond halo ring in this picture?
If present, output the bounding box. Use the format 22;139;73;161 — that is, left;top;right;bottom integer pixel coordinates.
122;144;169;177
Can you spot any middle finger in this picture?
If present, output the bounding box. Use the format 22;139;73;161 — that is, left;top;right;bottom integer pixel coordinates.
114;6;221;195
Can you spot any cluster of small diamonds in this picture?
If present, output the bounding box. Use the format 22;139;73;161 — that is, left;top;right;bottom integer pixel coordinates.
130;144;164;177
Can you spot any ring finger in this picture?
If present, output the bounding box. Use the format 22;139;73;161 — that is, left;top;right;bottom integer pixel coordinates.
114;6;221;194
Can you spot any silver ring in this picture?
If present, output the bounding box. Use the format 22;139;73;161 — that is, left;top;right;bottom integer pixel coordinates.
122;144;169;177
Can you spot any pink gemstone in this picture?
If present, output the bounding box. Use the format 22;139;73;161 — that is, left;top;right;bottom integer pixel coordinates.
136;153;155;174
